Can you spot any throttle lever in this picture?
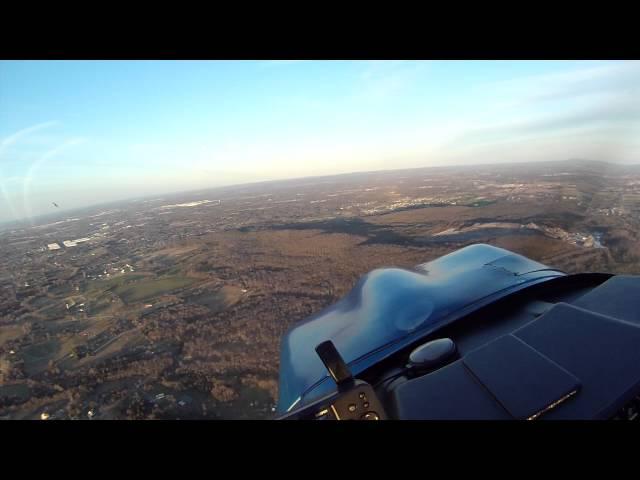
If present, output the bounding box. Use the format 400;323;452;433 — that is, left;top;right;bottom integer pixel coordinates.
315;340;354;391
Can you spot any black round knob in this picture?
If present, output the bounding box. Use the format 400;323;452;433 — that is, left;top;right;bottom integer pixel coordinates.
407;338;457;374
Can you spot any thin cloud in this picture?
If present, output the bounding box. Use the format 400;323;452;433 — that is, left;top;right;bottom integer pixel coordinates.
478;61;640;107
443;62;640;156
454;95;640;146
528;62;640;104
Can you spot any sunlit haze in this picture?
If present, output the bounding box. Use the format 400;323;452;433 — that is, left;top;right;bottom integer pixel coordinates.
1;60;639;223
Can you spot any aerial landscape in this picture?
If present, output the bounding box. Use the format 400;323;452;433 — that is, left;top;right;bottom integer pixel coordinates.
2;59;640;420
1;158;639;420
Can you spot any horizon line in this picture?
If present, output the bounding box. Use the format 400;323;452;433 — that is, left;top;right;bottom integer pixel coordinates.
1;157;638;230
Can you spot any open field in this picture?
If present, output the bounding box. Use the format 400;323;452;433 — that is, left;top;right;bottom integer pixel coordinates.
113;276;197;304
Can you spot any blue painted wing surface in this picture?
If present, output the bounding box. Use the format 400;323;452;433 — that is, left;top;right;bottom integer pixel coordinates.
277;244;565;412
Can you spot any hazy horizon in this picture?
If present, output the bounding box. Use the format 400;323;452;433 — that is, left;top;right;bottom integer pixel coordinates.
2;60;640;223
1;157;637;230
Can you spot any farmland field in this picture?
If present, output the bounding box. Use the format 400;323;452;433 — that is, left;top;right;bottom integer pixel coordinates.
113;276;198;303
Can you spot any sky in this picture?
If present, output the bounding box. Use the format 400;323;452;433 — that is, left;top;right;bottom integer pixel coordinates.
1;60;639;223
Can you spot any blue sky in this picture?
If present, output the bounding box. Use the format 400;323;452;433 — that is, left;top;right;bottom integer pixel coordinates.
1;60;639;222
